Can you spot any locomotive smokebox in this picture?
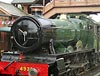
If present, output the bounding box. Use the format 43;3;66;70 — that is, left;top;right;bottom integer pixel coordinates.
11;16;53;52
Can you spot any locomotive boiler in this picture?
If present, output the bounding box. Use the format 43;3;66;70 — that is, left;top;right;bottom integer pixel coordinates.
0;15;97;76
11;15;94;53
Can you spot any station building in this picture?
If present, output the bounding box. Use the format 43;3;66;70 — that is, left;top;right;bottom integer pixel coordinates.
0;1;27;27
11;0;51;16
0;1;27;51
11;0;100;18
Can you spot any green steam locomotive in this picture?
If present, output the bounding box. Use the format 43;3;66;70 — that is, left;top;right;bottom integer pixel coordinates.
0;15;98;76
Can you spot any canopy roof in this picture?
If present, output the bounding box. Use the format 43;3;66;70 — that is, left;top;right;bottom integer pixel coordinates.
12;0;50;5
12;0;36;4
0;1;27;16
